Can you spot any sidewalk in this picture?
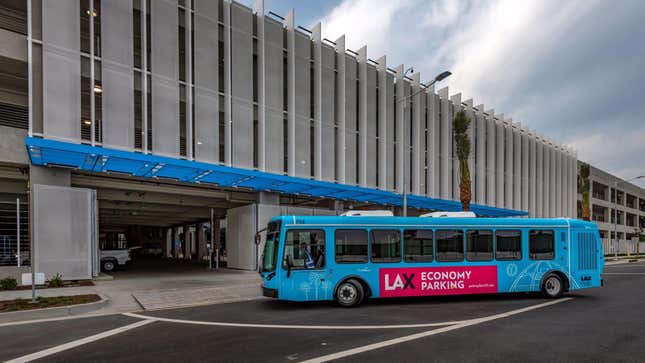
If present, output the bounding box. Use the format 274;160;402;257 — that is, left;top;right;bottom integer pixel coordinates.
0;268;262;320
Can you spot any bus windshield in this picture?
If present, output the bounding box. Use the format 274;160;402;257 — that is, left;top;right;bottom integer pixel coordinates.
262;222;281;272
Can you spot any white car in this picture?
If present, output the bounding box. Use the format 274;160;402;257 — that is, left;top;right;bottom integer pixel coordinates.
99;249;132;272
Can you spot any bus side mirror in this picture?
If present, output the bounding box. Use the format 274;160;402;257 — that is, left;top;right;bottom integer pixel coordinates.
285;255;293;278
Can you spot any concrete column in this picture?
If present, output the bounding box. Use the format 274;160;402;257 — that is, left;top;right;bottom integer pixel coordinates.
395;65;405;194
513;123;522;211
495;117;505;208
376;55;387;190
411;73;421;195
451;93;461;201
255;0;266;170
438;87;450;199
504;119;513;209
286;10;297;177
357;46;368;187
334;35;346;184
165;228;172;258
536;139;544;217
475;105;486;204
486;110;496;206
197;223;207;260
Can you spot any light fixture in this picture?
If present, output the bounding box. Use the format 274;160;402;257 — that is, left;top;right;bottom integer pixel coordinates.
83;120;91;125
86;9;97;17
93;85;102;94
197;141;203;145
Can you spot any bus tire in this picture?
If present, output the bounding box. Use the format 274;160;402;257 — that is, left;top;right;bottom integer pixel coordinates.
336;279;364;307
542;273;563;298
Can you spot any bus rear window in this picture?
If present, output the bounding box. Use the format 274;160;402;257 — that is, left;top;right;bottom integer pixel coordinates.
436;230;464;262
335;229;368;263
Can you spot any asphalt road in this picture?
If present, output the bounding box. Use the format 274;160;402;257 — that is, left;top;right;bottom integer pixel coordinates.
2;261;644;363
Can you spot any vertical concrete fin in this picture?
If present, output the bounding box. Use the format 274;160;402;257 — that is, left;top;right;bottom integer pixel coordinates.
311;21;322;180
437;86;449;99
376;55;387;189
334;34;346;183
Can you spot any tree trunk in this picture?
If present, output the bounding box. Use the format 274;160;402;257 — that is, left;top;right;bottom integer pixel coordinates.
460;178;472;211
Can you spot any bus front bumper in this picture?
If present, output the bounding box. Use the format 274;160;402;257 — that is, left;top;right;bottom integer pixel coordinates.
262;286;278;298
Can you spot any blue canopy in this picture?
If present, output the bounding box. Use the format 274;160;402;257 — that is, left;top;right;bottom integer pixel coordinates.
25;137;527;217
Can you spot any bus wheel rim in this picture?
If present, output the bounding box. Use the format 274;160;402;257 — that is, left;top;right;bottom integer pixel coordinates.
546;277;560;295
339;284;356;303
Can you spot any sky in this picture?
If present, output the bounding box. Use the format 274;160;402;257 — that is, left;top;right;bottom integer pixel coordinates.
262;0;645;187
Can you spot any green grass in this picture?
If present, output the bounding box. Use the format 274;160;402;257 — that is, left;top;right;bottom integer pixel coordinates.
0;294;101;313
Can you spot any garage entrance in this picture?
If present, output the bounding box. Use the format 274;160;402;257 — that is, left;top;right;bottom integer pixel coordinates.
71;173;256;276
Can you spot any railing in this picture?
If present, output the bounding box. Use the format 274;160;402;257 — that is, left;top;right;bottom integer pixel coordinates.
602;237;643;256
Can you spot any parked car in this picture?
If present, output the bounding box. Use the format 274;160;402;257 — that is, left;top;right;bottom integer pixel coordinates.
99;248;133;272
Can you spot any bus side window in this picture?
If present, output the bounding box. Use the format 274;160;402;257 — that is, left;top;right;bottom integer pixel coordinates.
466;230;493;261
370;230;401;263
335;229;368;263
495;230;522;260
529;230;555;260
404;229;433;262
436;230;464;262
283;229;326;269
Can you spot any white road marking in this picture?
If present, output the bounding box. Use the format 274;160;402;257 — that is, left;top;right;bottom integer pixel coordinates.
122;312;463;330
300;298;573;363
603;272;645;275
0;312;119;328
5;320;154;363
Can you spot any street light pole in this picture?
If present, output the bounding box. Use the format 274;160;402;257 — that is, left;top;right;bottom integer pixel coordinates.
396;70;451;217
612;175;645;260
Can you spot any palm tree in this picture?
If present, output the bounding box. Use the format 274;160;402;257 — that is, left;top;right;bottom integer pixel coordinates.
578;162;591;221
453;110;472;211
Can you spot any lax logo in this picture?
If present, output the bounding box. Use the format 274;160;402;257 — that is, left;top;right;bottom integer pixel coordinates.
384;273;415;291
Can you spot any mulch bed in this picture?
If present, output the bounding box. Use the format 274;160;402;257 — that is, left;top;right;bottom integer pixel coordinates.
15;280;94;290
0;294;101;313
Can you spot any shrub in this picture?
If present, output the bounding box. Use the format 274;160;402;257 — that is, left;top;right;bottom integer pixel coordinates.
0;277;18;291
47;273;64;288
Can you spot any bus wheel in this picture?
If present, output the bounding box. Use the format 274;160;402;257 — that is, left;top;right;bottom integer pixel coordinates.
336;279;364;307
542;274;563;298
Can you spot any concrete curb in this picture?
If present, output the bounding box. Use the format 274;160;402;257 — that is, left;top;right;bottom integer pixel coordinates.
0;295;109;324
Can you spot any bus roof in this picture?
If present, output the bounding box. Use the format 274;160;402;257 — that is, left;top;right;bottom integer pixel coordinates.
269;215;597;229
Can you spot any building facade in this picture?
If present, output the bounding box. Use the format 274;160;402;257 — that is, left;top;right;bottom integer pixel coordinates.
0;0;583;278
580;163;645;255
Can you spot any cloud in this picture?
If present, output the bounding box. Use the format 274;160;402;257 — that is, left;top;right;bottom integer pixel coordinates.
313;0;645;187
423;0;467;28
312;0;413;57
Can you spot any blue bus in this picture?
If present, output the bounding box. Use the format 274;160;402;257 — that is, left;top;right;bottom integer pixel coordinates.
260;213;604;307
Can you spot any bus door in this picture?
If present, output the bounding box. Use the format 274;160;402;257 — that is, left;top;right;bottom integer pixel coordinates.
279;228;332;301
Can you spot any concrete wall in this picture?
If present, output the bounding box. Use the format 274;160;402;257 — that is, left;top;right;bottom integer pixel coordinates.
226;202;336;271
0;126;29;165
9;0;578;217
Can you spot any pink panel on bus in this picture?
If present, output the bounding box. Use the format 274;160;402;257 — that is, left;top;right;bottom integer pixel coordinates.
379;266;498;297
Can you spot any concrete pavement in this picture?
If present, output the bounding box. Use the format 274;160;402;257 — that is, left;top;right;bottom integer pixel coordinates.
1;261;643;362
